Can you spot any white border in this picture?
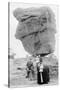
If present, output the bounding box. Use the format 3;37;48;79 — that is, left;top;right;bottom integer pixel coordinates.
0;0;60;90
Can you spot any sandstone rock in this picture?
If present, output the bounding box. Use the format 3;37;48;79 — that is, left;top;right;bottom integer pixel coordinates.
13;7;56;55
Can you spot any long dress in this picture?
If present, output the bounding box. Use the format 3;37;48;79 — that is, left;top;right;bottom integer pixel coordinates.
37;63;43;84
37;63;50;84
42;66;50;84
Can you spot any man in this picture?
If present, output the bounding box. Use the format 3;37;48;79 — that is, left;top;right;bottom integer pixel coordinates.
26;58;34;80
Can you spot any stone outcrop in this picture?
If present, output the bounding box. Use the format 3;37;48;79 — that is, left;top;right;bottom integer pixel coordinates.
13;7;56;56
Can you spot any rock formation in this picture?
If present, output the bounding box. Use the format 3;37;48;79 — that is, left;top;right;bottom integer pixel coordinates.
13;7;56;56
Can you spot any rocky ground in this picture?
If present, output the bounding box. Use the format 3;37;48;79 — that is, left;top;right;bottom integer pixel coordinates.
9;55;58;87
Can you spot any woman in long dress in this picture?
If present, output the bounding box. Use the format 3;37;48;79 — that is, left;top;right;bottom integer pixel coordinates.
37;56;44;84
37;56;50;84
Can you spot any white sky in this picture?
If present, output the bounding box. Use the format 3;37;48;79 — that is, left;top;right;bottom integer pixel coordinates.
10;3;59;58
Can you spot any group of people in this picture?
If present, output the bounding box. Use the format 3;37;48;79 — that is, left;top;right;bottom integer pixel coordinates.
26;55;50;84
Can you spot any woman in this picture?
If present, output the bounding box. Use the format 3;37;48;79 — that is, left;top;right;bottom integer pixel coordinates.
37;56;44;84
37;56;50;84
42;65;50;84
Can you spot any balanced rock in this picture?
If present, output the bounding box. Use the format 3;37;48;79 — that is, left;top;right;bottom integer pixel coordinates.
13;7;56;56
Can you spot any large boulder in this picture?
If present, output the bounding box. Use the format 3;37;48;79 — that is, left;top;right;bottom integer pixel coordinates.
13;7;56;55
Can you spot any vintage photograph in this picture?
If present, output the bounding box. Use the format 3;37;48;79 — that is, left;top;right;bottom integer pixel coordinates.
8;2;59;87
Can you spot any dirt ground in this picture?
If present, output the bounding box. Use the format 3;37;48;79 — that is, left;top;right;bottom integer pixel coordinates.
9;58;58;87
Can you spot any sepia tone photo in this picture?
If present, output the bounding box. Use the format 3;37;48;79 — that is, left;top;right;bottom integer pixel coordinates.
8;2;59;87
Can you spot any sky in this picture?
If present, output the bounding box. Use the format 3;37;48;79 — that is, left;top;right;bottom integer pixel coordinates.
9;2;59;58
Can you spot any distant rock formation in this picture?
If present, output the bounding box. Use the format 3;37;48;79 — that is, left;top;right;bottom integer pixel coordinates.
8;48;16;59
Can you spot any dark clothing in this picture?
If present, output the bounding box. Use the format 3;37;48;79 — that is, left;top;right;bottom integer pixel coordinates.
42;66;50;84
26;60;34;78
37;64;50;84
37;63;43;84
27;61;33;70
37;71;42;84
